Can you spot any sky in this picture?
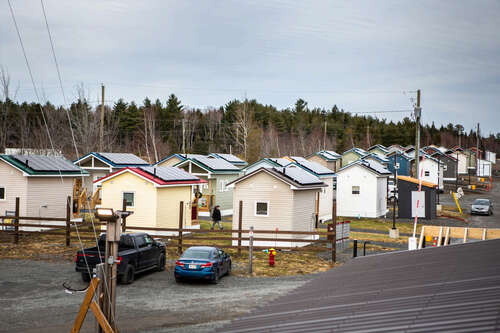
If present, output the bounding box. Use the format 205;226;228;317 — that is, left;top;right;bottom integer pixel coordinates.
1;0;499;135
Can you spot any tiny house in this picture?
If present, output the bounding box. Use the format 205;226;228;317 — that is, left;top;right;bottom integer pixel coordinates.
74;152;150;195
95;166;206;235
288;156;336;222
0;154;88;230
336;160;391;218
244;158;291;174
397;176;437;220
341;147;368;167
367;144;389;157
306;150;341;172
431;152;457;182
228;165;326;247
386;151;413;176
174;154;241;216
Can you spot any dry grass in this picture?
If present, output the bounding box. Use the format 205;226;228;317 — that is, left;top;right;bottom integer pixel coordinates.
350;231;408;245
348;218;421;235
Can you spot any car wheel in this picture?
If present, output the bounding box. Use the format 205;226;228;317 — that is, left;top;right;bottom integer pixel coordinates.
81;272;91;283
175;276;182;283
211;270;219;284
120;264;135;284
157;254;166;272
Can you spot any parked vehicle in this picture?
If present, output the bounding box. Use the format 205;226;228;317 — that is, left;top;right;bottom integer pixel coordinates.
75;232;166;284
175;246;231;284
471;199;493;216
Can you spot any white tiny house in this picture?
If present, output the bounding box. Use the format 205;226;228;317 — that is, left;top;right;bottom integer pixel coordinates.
336;160;391;218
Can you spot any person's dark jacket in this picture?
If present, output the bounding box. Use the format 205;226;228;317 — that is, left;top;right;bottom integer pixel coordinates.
212;207;221;221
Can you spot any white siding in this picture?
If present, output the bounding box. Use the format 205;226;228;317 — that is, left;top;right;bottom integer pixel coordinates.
292;190;318;232
376;177;388;216
336;165;381;218
318;177;333;221
456;153;467;174
232;171;294;233
26;177;74;219
420;159;442;189
0;160;28;216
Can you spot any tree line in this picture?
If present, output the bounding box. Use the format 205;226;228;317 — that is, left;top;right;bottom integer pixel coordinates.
1;90;499;164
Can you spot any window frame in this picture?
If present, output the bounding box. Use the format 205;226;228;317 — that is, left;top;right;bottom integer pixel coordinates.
424;171;430;177
254;201;270;217
0;186;5;201
122;191;135;208
352;186;360;195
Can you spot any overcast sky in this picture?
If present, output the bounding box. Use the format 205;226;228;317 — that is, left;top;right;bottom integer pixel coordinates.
1;0;499;135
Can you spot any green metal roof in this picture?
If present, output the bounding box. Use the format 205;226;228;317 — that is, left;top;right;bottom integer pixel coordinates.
0;154;89;176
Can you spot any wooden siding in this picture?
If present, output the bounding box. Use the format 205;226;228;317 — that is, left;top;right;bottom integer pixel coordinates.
232;171;294;233
307;155;337;173
26;177;74;219
100;172;157;228
156;186;192;228
0;160;28;216
214;173;240;212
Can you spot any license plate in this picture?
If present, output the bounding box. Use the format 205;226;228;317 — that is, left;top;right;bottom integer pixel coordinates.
188;264;197;269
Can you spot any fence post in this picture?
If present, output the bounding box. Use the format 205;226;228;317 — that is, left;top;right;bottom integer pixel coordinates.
66;196;71;247
178;201;184;254
353;239;358;258
14;197;20;244
238;200;243;256
121;198;127;232
248;226;254;274
332;199;337;262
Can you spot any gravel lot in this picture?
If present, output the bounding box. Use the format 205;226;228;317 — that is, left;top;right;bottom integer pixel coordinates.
439;180;499;228
0;259;314;333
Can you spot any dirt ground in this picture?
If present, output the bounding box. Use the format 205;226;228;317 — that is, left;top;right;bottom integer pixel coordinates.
0;258;314;333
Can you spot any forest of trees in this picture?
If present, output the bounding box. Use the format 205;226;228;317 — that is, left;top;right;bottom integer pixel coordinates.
1;70;499;164
1;93;499;164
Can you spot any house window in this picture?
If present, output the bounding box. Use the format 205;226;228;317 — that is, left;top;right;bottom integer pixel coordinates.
352;186;360;194
443;165;448;171
255;201;269;217
220;180;229;192
0;187;5;200
123;192;135;208
424;171;430;176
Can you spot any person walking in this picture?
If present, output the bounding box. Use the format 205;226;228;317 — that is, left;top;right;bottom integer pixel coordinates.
211;205;223;230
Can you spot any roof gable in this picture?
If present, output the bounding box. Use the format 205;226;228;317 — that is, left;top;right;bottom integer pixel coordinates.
75;152;149;167
337;159;391;176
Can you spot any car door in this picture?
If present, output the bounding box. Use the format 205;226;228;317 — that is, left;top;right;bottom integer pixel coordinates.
135;235;157;269
217;249;227;274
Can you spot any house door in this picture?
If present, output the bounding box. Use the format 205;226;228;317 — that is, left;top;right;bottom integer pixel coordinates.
411;191;426;218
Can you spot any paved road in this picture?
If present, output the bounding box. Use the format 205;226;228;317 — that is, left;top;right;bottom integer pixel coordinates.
0;260;313;333
439;179;499;228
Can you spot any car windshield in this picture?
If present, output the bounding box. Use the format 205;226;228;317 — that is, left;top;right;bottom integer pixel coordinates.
473;199;489;205
181;249;211;259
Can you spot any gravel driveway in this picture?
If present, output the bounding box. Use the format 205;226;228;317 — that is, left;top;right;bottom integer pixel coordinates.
0;259;313;333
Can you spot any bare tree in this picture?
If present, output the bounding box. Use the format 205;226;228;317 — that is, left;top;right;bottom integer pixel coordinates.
234;100;252;160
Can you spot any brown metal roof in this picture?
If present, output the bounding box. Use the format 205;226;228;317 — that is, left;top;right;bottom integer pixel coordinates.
219;239;500;332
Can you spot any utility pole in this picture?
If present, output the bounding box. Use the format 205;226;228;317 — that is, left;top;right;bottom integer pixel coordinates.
390;151;399;239
366;124;371;149
182;119;186;154
323;120;327;150
437;154;440;204
414;89;421;178
99;84;105;152
476;123;480;166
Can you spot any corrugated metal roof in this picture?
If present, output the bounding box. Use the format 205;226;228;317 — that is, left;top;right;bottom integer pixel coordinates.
268;158;292;167
139;166;200;182
220;240;500;332
291;156;335;176
12;154;82;172
98;152;149;165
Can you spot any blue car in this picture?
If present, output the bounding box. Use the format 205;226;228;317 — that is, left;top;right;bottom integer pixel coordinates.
174;246;231;284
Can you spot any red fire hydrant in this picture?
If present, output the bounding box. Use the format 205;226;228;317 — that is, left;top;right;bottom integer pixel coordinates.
268;248;276;266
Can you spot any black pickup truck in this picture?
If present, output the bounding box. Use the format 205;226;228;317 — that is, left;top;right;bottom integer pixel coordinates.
75;232;166;284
